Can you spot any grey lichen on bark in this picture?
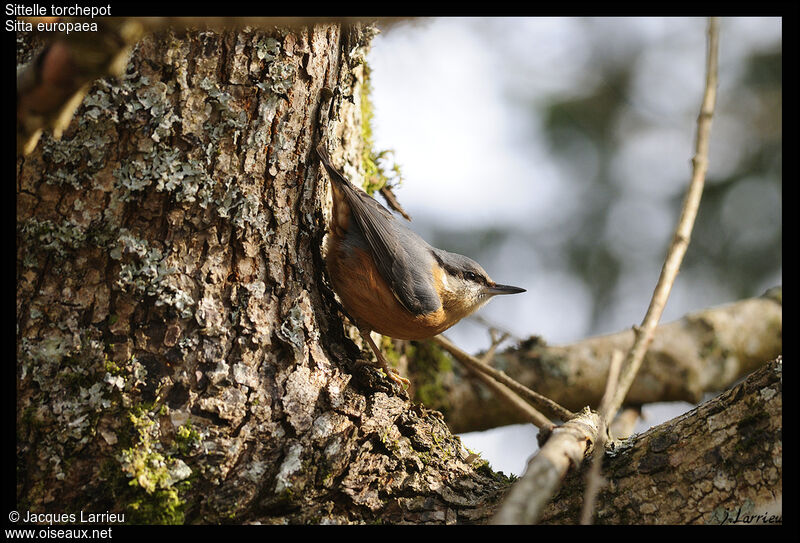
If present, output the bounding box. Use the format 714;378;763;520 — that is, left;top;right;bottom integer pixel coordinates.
16;23;510;524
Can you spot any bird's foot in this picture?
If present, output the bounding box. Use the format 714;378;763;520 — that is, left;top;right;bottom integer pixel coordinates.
385;367;411;389
358;327;411;390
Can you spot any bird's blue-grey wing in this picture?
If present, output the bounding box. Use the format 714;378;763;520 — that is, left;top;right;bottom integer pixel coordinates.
317;146;440;315
342;186;441;315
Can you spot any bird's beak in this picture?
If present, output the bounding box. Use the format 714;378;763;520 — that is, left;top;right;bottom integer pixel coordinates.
486;283;526;296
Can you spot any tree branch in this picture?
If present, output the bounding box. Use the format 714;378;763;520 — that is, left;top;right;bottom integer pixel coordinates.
17;19;145;154
539;358;782;524
490;407;601;524
432;335;574;426
491;18;724;524
17;17;403;155
441;291;781;433
580;350;623;524
607;16;719;422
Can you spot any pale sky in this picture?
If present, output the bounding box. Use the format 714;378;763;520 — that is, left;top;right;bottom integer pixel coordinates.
368;17;781;475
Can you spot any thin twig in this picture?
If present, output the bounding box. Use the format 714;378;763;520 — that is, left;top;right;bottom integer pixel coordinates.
492;18;720;525
17;20;145;154
468;314;523;343
491;407;602;525
580;350;624;524
433;335;575;424
379;184;412;221
481;332;510;365
448;330;554;430
464;363;555;432
607;17;719;423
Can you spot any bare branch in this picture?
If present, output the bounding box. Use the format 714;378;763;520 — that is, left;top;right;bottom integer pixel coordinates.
580;350;623;524
463;363;555;433
17;17;403;155
17;19;145;154
540;359;782;524
480;331;510;365
490;18;722;525
432;335;575;425
609;407;640;440
607;17;720;422
379;185;413;221
468;314;524;343
442;292;780;434
491;407;602;524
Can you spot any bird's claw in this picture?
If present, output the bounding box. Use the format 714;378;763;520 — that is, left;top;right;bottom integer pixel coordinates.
387;368;411;389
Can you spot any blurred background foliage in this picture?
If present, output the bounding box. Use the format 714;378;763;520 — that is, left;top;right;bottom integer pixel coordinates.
369;17;781;350
368;18;781;474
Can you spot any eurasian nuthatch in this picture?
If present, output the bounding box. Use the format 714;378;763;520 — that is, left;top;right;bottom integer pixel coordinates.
317;144;525;387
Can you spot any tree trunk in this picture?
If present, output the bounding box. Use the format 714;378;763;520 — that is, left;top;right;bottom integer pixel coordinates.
16;23;509;525
15;22;782;526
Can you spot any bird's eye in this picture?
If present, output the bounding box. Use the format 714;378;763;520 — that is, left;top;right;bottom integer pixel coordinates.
464;271;478;282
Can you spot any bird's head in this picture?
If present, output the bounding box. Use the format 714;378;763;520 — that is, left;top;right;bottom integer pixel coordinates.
431;250;525;322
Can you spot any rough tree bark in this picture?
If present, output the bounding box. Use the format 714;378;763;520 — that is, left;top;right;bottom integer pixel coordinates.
16;24;509;524
15;22;782;525
539;358;782;525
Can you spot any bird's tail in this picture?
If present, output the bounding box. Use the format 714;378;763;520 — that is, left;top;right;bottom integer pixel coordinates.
316;143;350;188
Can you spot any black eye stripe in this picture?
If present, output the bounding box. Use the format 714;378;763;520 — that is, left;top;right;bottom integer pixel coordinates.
431;251;487;285
463;271;486;284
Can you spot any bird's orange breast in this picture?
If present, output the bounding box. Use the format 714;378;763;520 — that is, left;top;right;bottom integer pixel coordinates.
326;238;455;340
